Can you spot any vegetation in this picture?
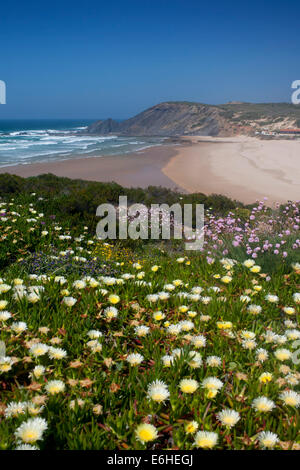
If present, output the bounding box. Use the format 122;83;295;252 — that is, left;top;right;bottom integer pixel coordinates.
0;174;299;450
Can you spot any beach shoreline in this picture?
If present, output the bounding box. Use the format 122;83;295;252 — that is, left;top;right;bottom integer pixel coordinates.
1;136;300;205
0;144;185;192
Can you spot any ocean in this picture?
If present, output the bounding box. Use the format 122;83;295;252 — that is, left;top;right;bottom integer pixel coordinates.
0;119;167;167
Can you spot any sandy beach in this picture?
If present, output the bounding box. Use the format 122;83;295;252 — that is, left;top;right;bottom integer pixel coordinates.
163;136;300;204
1;136;300;204
0;146;183;192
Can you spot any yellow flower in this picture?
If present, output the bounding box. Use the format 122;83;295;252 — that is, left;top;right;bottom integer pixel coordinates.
153;311;165;321
135;423;158;444
108;294;120;305
185;421;199;434
0;300;8;310
250;265;261;273
221;276;232;284
274;349;292;361
259;372;273;384
178;305;188;313
151;265;160;272
217;321;232;330
173;279;183;287
206;389;218;399
61;289;70;296
283;307;295;315
179;379;199;394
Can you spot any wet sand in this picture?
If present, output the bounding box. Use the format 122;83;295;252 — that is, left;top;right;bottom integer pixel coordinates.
0;146;184;192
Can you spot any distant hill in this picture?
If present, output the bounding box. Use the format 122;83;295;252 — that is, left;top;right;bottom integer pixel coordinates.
86;101;300;136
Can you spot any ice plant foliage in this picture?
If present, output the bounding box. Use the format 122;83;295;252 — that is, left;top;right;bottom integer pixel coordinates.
0;195;299;450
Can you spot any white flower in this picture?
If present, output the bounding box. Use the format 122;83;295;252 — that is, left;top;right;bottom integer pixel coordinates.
104;306;118;319
265;294;279;303
146;294;159;303
179;320;194;332
72;280;86;289
206;356;221;367
0;311;12;321
15;417;48;443
45;380;65;395
257;431;279;449
256;348;269;362
274;348;292;361
30;365;45;379
285;329;300;340
191;286;203;294
48;347;67;360
201;377;223;391
188;351;202;368
0;356;13;373
161;355;174;367
15;444;39;450
11;321;27;333
283;306;295;315
63;296;77;307
191;335;206;348
194;431;218;449
87;330;103;339
147;380;170;403
241;330;256;340
201;296;211;304
127;353;144;366
55;276;67;285
27;292;40;303
164;284;175;291
158;291;170;301
167;324;181;335
0;284;11;293
5;401;27;418
135;325;150;337
247;304;262;315
216;409;240;428
240;295;251;303
242;339;257;350
29;343;48;357
252;396;275;412
279;390;300;408
264;331;278;343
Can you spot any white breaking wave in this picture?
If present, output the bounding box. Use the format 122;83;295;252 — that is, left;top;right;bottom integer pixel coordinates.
0;124;166;166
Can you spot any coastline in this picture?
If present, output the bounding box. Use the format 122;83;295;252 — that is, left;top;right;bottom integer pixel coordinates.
0;145;185;192
162;136;300;204
1;136;300;204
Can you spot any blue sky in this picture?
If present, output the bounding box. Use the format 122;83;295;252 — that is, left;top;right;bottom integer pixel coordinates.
0;0;299;118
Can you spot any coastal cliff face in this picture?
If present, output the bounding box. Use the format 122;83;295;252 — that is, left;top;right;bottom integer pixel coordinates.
87;101;300;136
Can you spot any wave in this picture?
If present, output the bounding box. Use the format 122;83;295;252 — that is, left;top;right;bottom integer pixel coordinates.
0;125;167;166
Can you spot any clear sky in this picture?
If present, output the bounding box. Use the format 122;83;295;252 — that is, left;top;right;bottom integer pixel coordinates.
0;0;299;119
